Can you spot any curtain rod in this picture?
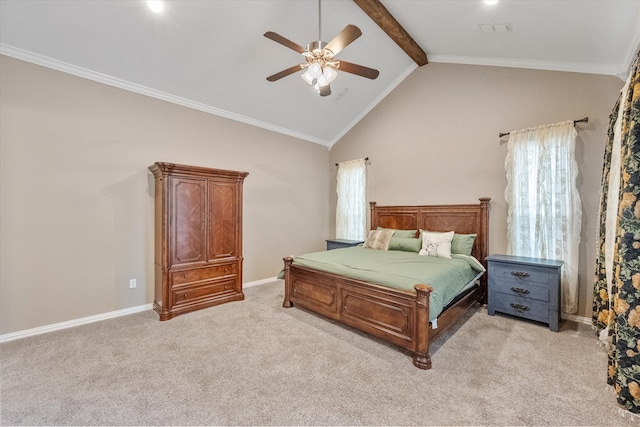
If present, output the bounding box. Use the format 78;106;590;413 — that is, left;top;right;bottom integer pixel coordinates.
335;157;369;166
498;117;589;138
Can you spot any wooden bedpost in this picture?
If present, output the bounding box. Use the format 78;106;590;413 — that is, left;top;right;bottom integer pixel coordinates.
283;257;294;308
369;201;377;229
478;197;490;263
478;197;491;303
413;284;433;369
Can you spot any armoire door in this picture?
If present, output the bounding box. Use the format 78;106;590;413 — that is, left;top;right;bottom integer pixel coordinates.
170;177;207;266
207;181;237;260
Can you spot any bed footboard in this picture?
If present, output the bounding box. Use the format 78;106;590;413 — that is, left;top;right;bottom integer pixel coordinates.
283;257;434;369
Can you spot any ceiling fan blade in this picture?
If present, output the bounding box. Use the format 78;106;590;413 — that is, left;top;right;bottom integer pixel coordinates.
325;25;362;55
266;64;304;82
263;31;306;54
319;84;331;97
338;61;380;80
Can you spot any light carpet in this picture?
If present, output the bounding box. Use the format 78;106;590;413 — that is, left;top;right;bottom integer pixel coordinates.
0;281;633;426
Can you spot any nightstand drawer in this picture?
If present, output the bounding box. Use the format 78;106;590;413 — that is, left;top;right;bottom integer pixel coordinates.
493;280;549;302
493;294;550;323
492;263;550;286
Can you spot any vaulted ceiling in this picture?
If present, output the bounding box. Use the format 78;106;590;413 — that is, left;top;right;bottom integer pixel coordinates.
2;0;639;147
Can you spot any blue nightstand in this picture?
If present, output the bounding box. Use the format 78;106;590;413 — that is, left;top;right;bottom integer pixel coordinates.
325;239;363;250
486;254;563;332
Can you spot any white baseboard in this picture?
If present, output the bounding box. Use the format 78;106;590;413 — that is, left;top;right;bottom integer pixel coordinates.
0;277;587;344
0;303;154;344
244;276;280;288
0;278;281;344
561;313;591;325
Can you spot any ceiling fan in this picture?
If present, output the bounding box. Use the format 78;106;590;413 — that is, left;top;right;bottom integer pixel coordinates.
264;0;379;97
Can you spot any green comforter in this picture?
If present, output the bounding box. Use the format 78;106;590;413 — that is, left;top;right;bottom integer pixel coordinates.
289;246;485;322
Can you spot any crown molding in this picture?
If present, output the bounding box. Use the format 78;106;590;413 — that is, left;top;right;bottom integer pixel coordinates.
428;53;619;76
0;44;332;148
615;22;640;79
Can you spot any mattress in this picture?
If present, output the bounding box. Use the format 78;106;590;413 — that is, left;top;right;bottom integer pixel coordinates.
290;246;485;321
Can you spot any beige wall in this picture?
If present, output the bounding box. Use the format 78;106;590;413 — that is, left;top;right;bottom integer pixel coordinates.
330;62;624;319
0;56;624;335
0;56;330;335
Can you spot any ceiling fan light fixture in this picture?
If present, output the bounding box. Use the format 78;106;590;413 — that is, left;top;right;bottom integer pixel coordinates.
301;69;314;85
308;63;322;78
316;75;328;87
323;66;337;83
302;62;325;86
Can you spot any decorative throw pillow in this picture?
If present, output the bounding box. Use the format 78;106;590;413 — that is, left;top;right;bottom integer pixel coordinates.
388;236;422;252
420;230;477;256
419;231;454;258
377;227;417;238
451;233;477;256
363;229;394;250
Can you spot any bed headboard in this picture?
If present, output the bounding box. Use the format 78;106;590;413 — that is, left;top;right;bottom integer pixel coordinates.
369;198;491;265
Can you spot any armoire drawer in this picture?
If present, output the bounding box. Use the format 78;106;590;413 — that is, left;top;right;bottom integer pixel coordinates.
171;263;237;286
172;278;237;306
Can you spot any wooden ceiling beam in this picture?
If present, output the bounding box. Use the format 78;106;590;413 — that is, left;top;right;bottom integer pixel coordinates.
353;0;428;66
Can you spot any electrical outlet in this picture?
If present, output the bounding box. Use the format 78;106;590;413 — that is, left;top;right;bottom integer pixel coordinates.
129;279;136;289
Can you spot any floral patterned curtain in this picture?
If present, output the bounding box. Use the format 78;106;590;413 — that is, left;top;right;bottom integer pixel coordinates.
593;52;640;415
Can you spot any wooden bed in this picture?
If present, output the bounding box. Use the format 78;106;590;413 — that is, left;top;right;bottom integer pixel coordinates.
282;198;490;369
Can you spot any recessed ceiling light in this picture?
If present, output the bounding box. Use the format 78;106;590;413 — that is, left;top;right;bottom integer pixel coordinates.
147;1;164;13
484;0;499;5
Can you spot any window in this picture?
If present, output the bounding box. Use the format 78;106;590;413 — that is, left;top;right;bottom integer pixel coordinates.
336;158;367;240
505;121;581;313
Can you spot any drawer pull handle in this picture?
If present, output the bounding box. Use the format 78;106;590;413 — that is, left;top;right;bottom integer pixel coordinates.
510;287;530;295
510;303;529;312
510;271;530;278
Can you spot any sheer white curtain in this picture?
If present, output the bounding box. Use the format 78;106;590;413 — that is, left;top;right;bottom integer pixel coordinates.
336;158;367;240
505;120;581;313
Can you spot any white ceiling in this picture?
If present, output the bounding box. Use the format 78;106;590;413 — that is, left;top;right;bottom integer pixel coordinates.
2;0;640;147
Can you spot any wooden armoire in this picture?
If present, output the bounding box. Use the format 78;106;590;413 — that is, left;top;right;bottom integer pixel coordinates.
149;162;248;320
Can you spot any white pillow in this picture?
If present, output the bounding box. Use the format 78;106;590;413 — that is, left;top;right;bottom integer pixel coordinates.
362;229;394;250
419;231;454;258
